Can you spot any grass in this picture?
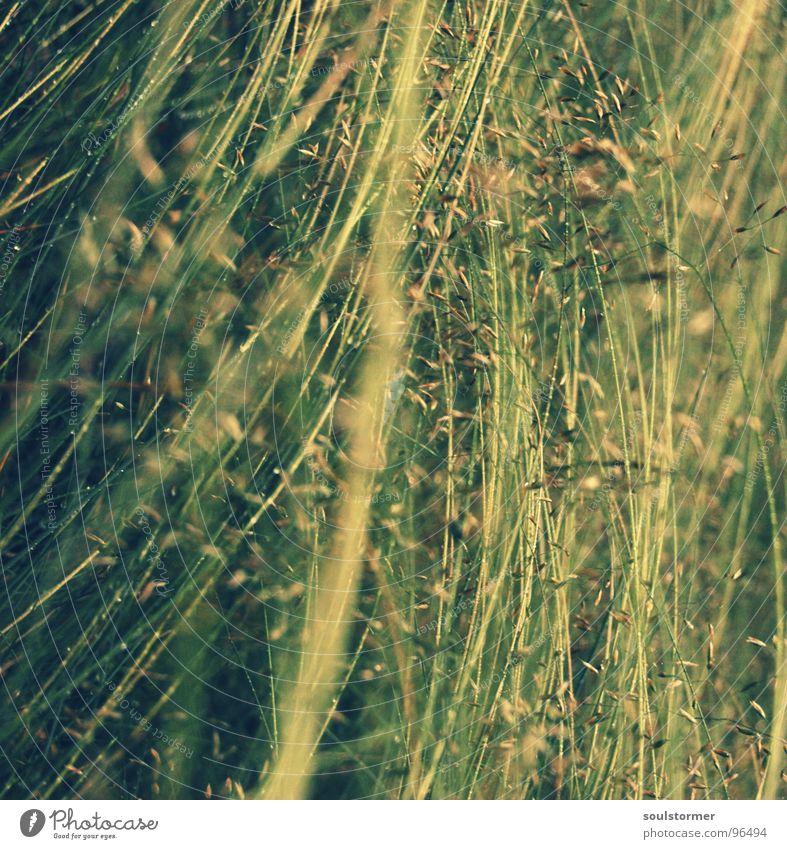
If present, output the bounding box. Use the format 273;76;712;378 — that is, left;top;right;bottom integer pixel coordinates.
0;0;784;800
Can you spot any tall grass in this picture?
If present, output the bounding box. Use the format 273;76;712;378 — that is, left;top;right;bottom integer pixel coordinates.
0;0;784;800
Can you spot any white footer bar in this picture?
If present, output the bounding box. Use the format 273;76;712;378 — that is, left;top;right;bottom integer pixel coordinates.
2;800;784;848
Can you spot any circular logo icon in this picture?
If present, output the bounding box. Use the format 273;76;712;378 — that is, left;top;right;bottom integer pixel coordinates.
20;810;45;837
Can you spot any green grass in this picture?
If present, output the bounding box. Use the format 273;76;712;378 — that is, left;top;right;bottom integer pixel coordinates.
0;0;784;800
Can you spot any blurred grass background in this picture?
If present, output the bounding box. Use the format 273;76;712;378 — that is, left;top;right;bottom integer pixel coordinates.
0;0;784;799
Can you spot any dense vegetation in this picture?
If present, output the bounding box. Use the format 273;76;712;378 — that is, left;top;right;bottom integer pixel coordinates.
0;0;784;800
